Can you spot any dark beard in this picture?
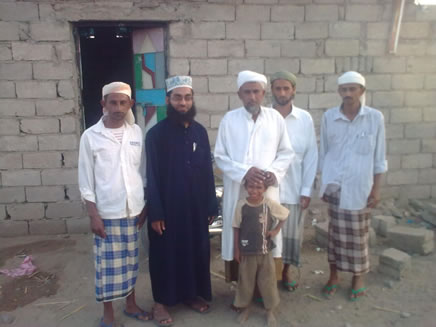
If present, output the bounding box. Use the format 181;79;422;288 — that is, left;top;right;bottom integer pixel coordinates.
166;102;197;125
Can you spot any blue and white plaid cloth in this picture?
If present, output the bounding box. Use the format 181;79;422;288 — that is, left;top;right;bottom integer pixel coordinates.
94;217;139;302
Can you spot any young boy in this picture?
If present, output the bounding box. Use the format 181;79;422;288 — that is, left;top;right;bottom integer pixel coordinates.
232;180;289;327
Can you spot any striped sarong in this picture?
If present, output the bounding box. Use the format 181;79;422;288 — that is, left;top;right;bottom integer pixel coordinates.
94;217;139;302
324;190;370;275
281;204;305;267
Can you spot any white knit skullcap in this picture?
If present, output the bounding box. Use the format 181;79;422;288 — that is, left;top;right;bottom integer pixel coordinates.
337;71;365;87
101;82;135;125
237;70;267;90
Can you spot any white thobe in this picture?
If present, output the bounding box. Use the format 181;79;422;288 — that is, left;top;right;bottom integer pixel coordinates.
214;106;294;261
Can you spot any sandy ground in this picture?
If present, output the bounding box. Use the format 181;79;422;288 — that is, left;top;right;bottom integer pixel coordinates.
0;222;435;327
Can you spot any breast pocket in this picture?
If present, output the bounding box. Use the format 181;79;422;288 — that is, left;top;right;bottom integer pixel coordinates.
355;134;374;155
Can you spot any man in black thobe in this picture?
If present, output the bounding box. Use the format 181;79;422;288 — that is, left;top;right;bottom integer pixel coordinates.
146;76;218;326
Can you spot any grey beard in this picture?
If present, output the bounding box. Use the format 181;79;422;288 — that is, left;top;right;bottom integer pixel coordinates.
244;105;261;115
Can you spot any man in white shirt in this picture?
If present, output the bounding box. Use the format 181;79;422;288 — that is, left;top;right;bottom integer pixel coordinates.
319;71;387;301
270;71;318;292
214;70;294;284
78;82;150;327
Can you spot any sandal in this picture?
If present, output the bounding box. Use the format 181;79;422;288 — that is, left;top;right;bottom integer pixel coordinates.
350;287;367;302
123;309;153;321
322;284;338;298
152;304;173;327
282;280;299;292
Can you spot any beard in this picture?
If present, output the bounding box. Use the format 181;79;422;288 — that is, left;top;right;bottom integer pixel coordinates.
166;102;197;125
244;104;261;115
273;94;294;106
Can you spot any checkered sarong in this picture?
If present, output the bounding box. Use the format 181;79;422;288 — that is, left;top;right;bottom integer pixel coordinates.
94;217;139;302
282;204;305;266
324;190;370;275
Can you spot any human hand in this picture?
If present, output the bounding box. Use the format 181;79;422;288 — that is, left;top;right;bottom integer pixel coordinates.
367;189;380;208
234;247;241;264
267;227;280;239
300;196;311;210
244;167;266;185
208;216;216;225
151;220;166;235
90;215;106;238
136;206;147;229
264;171;277;187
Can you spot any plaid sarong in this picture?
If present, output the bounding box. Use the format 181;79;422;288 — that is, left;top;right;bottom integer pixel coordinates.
94;217;139;302
282;204;305;266
324;189;370;275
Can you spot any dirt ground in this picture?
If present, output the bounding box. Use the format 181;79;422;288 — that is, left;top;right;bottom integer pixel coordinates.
0;221;435;327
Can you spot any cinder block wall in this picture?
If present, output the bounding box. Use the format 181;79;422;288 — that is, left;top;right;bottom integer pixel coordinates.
0;0;435;236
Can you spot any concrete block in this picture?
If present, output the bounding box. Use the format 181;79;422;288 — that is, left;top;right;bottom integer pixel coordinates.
301;59;335;74
66;218;90;234
209;76;237;93
390;109;422;124
228;59;264;74
418;169;436;184
326;39;359;56
189;76;207;94
0;99;35;117
386;124;403;139
423;139;436;152
400;22;430;39
306;5;338;21
195;95;229;113
281;40;317;58
58;80;75;99
170;40;206;58
208;40;244;58
329;22;360;38
402;153;432;169
262;23;294;40
0;221;28;237
12;42;53;61
210;114;224;129
402;185;431;199
271;5;305;22
387;169;418;185
46;202;84;218
416;5;436;21
36;99;75;116
38;134;78;151
41;168;78;186
407;58;436;73
293;94;309;111
20;118;59;134
191;22;225;39
364;75;391;91
65;184;81;201
30;22;70;41
195;113;210;129
345;5;382;21
387;226;434;255
0;187;25;203
0;81;15;98
392;74;424;90
0;119;19;135
296;23;328;40
188;3;235;22
369;227;377;248
191;59;227;76
373;57;406;73
405;123;436;139
60;116;76;133
406;91;436;107
314;221;329;248
0;135;38;151
236;5;270;22
294;77;316;93
0;153;22;170
2;170;41;187
26;186;66;203
378;263;407;280
0;22;19;41
55;42;73;61
226;22;260;40
23;152;62;169
371;215;397;237
265;59;299;75
16;81;57;99
372;91;404;107
425;75;436;89
61;151;79;168
360;40;387;56
0;45;12;61
309;93;339;109
386;155;401;170
246;40;281;57
29;219;67;235
229;95;244;109
168;59;189;76
7;203;44;220
0;63;32;80
0;2;39;21
397;40;427;56
34;62;73;80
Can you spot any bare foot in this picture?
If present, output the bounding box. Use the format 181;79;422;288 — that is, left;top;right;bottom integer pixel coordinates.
322;278;339;297
237;307;250;324
266;309;277;327
152;303;173;326
350;275;366;301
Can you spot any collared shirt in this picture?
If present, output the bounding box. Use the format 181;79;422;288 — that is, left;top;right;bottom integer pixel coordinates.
278;106;318;204
214;106;294;260
78;119;145;219
319;105;388;210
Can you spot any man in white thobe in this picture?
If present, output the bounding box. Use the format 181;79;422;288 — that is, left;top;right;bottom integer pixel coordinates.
270;71;318;292
214;70;294;282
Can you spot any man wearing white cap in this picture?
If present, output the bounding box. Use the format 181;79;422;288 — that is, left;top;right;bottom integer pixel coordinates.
270;71;318;292
214;70;294;285
146;76;218;326
79;82;150;326
319;71;387;301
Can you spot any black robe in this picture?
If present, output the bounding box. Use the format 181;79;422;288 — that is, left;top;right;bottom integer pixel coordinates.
146;118;218;306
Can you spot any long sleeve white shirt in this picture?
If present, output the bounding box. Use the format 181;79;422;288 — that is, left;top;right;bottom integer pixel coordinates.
214;106;294;260
319;105;388;210
279;106;318;204
78;119;145;219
